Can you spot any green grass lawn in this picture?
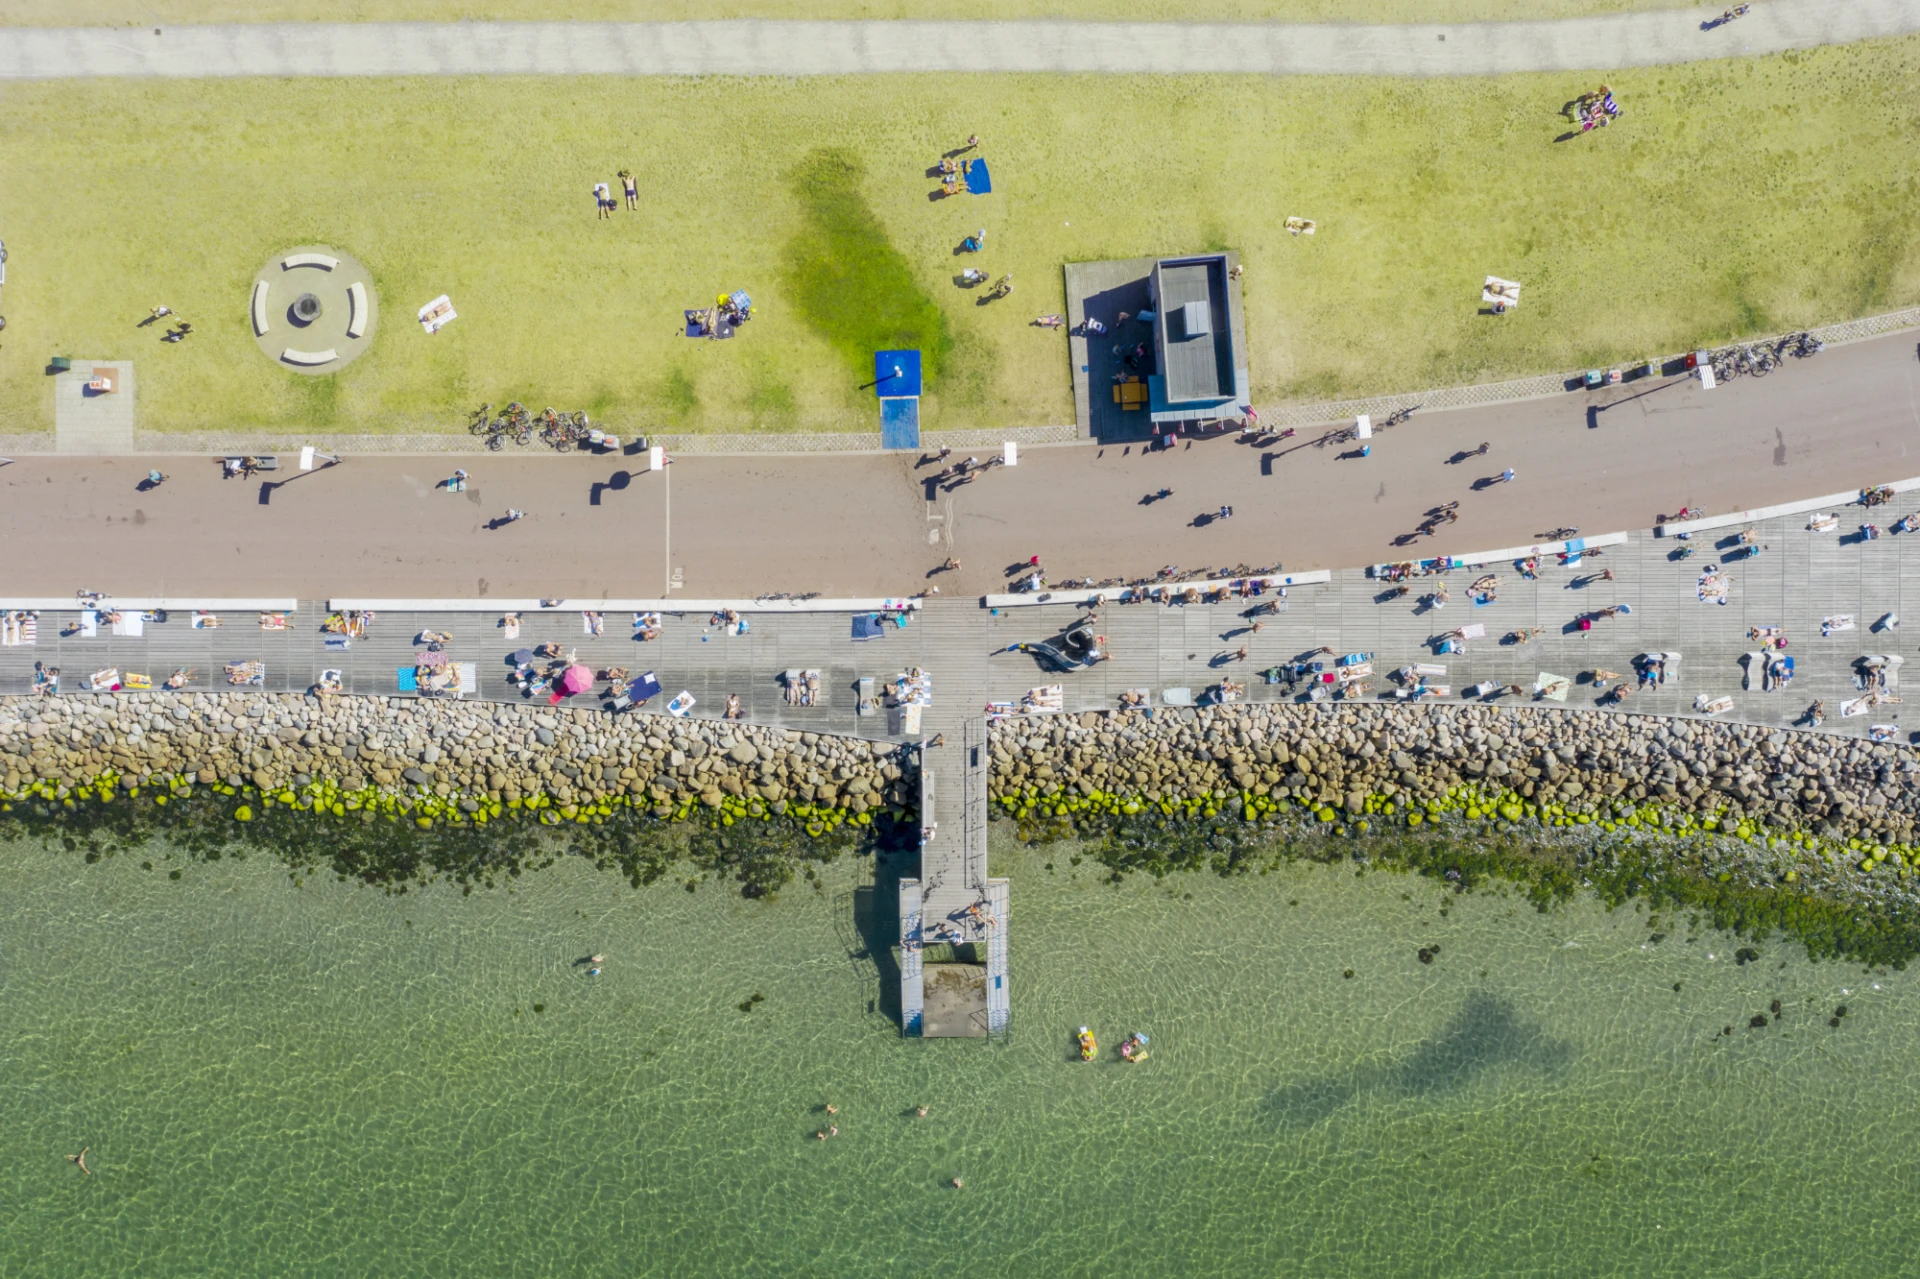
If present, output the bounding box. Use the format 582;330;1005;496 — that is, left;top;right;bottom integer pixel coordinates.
8;0;1674;28
2;40;1917;437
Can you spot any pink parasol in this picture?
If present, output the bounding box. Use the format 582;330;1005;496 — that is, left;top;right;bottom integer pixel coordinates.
559;664;594;695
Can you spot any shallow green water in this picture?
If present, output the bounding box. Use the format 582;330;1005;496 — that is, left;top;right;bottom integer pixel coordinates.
2;833;1915;1278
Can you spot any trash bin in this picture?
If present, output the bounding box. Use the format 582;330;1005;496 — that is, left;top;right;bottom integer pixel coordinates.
49;356;71;373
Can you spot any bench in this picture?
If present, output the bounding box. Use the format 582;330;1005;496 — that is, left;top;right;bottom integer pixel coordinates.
281;348;337;366
251;280;271;335
282;254;338;271
347;281;368;339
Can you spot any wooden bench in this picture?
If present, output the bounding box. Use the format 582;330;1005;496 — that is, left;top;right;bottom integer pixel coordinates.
347;281;368;339
281;348;337;366
251;280;271;335
282;254;338;271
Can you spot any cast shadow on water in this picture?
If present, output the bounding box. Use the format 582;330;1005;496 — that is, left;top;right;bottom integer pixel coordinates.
839;850;905;1027
1265;992;1572;1128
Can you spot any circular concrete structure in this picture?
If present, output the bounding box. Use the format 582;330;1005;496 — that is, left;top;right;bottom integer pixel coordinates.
249;245;377;375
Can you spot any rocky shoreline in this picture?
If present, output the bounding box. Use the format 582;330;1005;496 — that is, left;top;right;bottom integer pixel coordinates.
990;703;1920;889
0;692;915;816
7;692;1920;935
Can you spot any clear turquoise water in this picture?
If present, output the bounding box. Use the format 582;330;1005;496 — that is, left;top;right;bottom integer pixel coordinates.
1;833;1915;1277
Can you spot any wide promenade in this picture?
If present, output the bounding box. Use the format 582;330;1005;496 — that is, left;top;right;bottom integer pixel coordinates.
1;326;1914;601
4;1;1918;79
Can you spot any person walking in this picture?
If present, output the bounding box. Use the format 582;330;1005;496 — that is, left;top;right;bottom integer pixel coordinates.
1496;467;1516;484
1217;505;1233;521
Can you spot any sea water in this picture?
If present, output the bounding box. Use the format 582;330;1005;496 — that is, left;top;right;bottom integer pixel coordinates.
0;833;1913;1277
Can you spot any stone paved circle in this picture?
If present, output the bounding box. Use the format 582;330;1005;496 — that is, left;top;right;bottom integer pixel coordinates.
248;245;377;375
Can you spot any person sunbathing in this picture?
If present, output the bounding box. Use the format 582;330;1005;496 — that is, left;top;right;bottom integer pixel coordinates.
534;642;563;659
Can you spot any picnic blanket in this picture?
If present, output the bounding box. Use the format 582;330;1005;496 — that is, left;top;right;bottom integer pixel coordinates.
852;615;885;642
965;158;992;194
633;671;664;701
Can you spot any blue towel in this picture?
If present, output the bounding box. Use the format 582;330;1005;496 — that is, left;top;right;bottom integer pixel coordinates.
966;158;992;194
852;615;885;641
396;666;418;692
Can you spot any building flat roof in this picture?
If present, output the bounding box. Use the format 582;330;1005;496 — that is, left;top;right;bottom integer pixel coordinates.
1154;255;1236;406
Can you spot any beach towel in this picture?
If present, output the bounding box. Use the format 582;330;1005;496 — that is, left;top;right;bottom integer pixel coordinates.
396;666;418;693
684;309;708;337
325;635;351;651
79;610;98;638
852;615;885;641
965;158;992;194
417;294;456;334
502;616;521;639
634;671;663;701
113;614;143;637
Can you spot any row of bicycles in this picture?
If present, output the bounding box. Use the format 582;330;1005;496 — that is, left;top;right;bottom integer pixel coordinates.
465;403;596;452
1708;331;1825;382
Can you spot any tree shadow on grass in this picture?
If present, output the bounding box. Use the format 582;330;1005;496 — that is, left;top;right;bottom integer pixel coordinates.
1263;991;1571;1128
783;149;955;389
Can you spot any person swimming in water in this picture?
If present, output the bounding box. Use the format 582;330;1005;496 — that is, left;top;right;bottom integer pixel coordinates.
824;1104;838;1115
66;1148;90;1176
915;1106;928;1119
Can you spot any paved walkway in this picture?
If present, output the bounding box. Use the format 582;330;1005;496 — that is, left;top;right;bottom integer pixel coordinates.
4;2;1918;80
1;326;1916;601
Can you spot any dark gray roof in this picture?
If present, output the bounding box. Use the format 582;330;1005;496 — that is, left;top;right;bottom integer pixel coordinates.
1154;255;1235;405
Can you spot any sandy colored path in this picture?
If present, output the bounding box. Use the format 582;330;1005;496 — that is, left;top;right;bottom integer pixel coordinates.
4;3;1919;81
3;329;1917;602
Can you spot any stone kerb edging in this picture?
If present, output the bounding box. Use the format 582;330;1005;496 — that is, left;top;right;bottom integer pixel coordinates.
1447;531;1629;567
0;596;299;611
982;570;1332;609
326;596;923;613
1655;476;1920;538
